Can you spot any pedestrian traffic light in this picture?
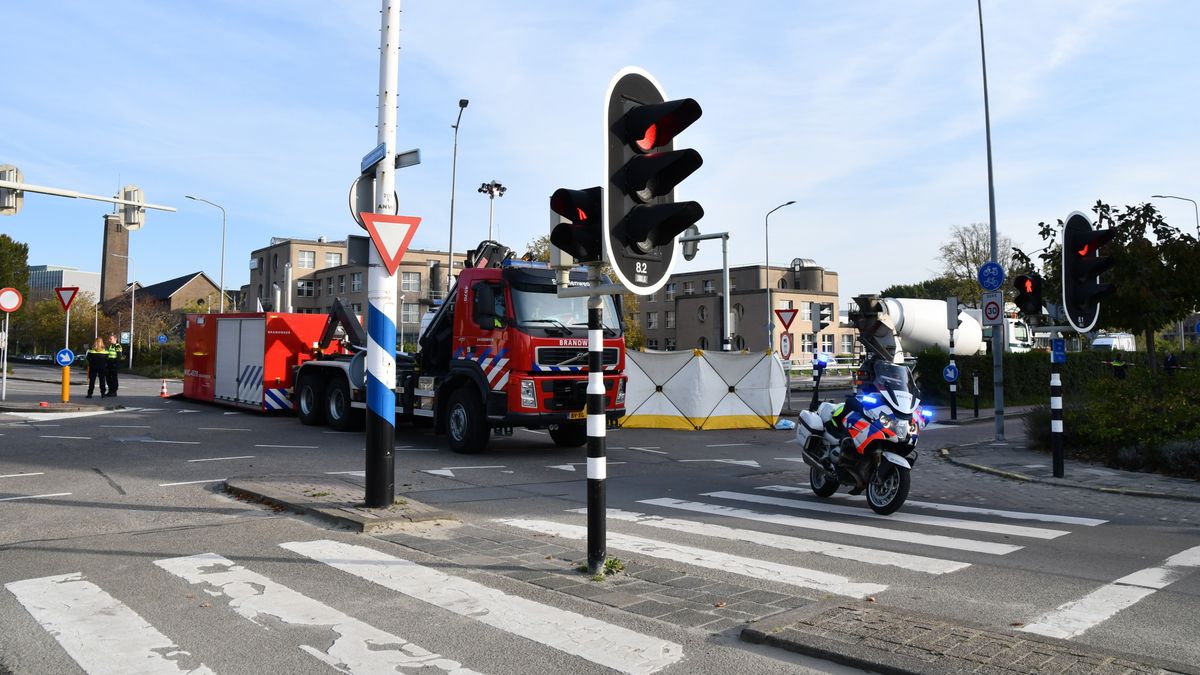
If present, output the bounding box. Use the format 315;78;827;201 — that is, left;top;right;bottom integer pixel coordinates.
812;302;834;333
1012;273;1043;317
603;67;703;295
1062;211;1116;333
549;187;604;263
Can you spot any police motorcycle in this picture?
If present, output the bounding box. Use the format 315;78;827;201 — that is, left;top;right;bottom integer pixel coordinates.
794;353;931;515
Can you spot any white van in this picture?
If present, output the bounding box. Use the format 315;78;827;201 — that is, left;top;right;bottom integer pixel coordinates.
1090;333;1136;352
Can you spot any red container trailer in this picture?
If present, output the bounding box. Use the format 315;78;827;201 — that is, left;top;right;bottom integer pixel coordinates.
183;312;332;411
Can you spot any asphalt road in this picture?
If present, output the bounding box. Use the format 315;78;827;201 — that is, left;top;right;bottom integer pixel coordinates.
1;368;1198;673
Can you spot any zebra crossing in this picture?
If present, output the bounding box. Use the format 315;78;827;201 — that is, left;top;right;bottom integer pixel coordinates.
5;539;684;675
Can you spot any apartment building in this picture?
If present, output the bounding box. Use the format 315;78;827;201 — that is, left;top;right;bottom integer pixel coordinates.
27;265;101;301
638;258;860;360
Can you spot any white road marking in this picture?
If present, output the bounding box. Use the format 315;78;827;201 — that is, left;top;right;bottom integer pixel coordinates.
521;428;548;435
736;488;1069;539
1022;545;1200;639
547;462;626;472
197;427;252;432
4;411;115;421
157;479;224;486
176;410;199;414
154;553;479;675
679;459;761;468
423;465;505;478
820;491;1107;526
40;435;92;440
705;443;751;448
0;492;72;502
627;446;668;454
142;439;201;445
254;444;318;449
0;472;44;479
187;455;255;463
643;497;1021;555
222;412;241;415
499;518;887;599
5;572;212;674
284;539;684;675
101;424;151;428
579;507;968;575
325;471;365;477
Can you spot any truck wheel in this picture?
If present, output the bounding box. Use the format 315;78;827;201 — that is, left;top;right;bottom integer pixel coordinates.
446;388;489;454
326;377;362;432
549;423;587;448
297;376;326;426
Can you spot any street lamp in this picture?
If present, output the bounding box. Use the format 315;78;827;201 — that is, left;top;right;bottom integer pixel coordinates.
111;253;134;368
448;98;469;297
185;195;227;312
977;0;1004;442
478;180;507;241
1150;194;1200;236
764;200;796;353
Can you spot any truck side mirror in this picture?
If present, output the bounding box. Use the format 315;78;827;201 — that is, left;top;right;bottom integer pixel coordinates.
472;283;495;330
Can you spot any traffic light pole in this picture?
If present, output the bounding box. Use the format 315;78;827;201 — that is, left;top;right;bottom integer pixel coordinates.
585;264;607;575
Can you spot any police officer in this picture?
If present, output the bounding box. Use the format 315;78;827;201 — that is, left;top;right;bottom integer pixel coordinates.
105;334;123;397
85;337;109;399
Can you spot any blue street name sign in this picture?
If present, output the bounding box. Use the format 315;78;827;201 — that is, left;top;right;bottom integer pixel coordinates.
942;363;960;383
977;261;1005;292
360;142;387;174
55;348;75;366
1051;338;1067;364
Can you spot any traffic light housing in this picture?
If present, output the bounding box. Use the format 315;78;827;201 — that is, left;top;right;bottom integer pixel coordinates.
1062;211;1116;332
121;185;145;231
603;67;703;295
0;164;23;216
1012;273;1043;317
549;187;603;263
812;302;834;333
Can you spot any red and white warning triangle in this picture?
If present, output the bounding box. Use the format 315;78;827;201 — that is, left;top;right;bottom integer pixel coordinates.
774;308;798;329
360;213;421;276
54;286;80;311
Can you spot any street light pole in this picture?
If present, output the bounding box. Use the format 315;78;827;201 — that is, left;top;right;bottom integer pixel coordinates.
112;253;134;368
478;180;507;241
977;0;1004;442
764;200;796;353
448;99;469;297
185;195;227;312
1151;194;1199;349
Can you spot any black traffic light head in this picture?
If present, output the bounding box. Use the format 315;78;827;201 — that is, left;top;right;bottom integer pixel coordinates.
812;302;834;333
604;67;704;295
1012;273;1044;317
1062;211;1116;333
549;187;603;263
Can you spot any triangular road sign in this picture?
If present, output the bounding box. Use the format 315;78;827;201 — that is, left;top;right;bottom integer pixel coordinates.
774;308;798;329
54;286;79;311
360;212;421;276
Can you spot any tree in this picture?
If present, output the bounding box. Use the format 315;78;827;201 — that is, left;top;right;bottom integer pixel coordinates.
1014;201;1200;372
937;223;1017;306
0;234;30;298
880;275;976;302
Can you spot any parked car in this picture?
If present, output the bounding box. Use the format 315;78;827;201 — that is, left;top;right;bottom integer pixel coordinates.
33;354;51;362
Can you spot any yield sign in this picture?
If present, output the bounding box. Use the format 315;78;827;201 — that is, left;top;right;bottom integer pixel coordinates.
360;212;421;276
54;286;79;311
774;308;798;329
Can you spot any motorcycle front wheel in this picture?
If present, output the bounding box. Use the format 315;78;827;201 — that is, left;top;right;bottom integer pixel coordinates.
866;462;910;515
809;466;840;498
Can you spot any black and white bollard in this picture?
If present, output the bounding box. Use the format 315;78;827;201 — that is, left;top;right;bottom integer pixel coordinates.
585;269;607;575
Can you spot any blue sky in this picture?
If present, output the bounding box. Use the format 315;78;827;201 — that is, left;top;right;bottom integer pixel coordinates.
2;0;1197;301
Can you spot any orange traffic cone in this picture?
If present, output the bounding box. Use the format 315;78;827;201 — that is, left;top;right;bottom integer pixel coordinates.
159;380;169;398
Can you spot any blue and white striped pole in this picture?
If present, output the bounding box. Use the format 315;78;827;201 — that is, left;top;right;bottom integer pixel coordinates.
586;265;607;575
365;0;401;508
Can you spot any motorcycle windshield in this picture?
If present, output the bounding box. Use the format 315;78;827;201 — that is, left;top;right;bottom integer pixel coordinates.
873;362;918;415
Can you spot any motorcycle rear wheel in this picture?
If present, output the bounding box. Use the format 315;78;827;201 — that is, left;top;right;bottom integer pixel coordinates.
809;466;840;498
867;463;910;515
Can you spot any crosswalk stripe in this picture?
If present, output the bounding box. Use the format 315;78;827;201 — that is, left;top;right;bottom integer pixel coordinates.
788;486;1107;526
1021;544;1200;639
722;488;1070;539
283;539;684;675
5;572;213;674
497;518;888;599
573;507;968;575
153;553;481;675
642;497;1021;555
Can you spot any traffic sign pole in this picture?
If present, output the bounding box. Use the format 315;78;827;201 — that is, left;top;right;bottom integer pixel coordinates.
61;304;71;403
0;287;22;402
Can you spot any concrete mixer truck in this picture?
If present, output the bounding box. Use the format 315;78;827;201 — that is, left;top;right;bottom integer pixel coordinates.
848;295;1031;362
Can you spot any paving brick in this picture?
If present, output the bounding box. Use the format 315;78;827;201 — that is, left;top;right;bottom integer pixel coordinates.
623;599;679;619
628;567;684;584
589;590;647;609
660;608;720;628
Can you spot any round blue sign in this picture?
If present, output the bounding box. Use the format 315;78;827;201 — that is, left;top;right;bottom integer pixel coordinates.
977;261;1005;292
55;348;75;367
157;334;168;344
942;363;960;383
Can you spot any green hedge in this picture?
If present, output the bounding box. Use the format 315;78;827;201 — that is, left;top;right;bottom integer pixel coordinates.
913;349;1115;406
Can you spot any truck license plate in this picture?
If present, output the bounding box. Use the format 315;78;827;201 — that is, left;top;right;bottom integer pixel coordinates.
568;410;587;420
